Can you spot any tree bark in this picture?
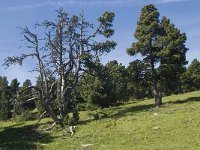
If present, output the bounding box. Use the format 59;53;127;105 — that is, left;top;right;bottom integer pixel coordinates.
155;93;162;108
154;85;163;108
151;59;163;108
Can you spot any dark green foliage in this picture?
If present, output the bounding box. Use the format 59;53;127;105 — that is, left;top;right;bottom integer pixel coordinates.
98;12;115;38
21;80;35;111
34;78;46;115
91;41;117;54
127;60;152;99
105;60;129;103
0;77;11;120
8;78;20;118
80;61;109;108
127;4;188;107
16;110;38;121
9;78;20;98
157;17;188;95
12;79;36;117
181;59;200;92
127;4;160;57
63;108;79;126
80;60;128;108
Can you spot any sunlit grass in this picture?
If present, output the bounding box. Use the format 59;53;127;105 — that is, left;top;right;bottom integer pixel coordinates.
0;91;200;149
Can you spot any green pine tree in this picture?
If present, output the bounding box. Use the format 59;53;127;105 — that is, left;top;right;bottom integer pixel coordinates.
127;60;152;99
127;4;188;108
181;59;200;92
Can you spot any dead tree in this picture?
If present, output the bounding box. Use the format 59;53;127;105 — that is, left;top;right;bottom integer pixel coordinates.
4;8;116;129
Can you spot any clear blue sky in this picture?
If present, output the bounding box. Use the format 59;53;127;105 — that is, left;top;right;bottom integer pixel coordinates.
0;0;199;84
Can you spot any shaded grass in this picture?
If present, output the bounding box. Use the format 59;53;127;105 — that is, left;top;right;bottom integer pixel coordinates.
0;120;55;150
167;96;200;104
0;91;200;149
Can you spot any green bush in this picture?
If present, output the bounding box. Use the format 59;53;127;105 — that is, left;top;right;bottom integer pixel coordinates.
16;110;38;122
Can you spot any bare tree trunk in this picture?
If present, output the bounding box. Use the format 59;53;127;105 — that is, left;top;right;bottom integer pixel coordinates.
151;59;162;108
153;83;163;108
155;92;162;108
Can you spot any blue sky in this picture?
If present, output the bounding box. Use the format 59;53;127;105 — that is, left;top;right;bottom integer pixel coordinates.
0;0;199;84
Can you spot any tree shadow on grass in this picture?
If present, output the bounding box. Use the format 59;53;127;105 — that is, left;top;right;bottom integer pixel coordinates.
166;97;200;105
110;103;155;118
79;103;155;125
0;124;54;150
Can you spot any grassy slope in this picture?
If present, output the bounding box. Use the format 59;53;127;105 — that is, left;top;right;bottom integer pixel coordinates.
0;91;200;150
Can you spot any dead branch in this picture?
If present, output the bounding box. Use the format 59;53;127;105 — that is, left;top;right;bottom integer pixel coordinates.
33;111;47;128
38;121;58;131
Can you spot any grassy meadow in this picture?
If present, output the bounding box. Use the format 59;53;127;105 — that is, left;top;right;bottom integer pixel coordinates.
0;91;200;150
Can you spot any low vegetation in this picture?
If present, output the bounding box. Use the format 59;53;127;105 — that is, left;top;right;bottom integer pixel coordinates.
0;91;200;149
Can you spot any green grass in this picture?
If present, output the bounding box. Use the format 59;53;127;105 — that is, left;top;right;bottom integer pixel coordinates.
0;91;200;150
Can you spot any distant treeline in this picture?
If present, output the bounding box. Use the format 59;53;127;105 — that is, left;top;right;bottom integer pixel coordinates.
0;58;199;120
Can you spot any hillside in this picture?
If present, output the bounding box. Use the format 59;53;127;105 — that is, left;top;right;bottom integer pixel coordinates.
0;91;200;150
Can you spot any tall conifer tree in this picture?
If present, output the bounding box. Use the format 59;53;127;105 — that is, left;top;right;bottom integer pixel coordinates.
127;4;188;108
